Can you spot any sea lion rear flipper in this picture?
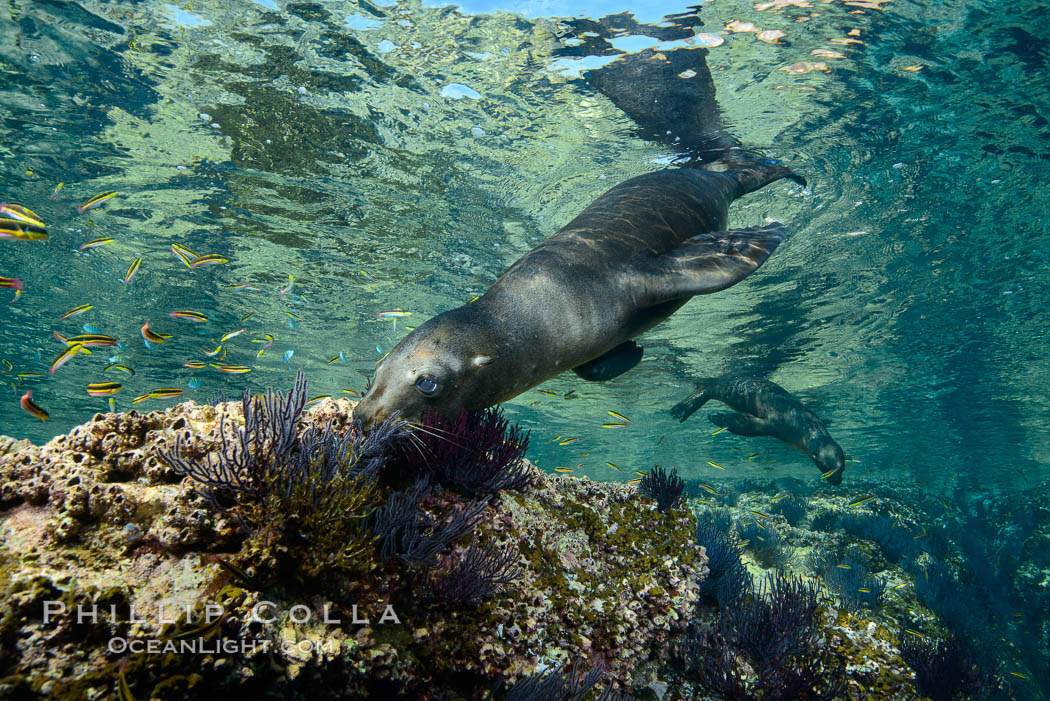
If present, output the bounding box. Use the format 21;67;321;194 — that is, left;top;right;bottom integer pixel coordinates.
573;340;643;381
708;411;771;437
671;386;712;422
639;223;786;304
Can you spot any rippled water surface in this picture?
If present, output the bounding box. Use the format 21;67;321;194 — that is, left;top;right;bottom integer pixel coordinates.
1;0;1048;495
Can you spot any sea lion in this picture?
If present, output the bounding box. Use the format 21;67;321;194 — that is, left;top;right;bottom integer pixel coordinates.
670;376;846;485
354;30;804;428
354;162;800;428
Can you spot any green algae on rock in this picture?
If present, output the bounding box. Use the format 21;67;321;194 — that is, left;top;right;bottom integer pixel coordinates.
0;396;705;699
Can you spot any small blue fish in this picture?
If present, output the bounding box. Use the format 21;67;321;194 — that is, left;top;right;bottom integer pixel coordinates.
283;349;294;364
376;346;383;355
186;378;202;389
287;318;298;330
82;324;103;335
143;340;157;351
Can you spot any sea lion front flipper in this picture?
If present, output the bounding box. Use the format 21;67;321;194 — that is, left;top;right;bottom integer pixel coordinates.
573;340;643;381
708;411;771;437
639;223;786;304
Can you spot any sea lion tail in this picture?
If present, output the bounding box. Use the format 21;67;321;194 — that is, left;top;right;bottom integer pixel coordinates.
701;149;807;197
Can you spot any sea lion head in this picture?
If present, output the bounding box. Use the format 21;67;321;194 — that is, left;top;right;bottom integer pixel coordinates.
353;308;497;427
813;439;846;486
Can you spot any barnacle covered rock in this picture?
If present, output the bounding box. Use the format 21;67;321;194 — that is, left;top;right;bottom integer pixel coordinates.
0;397;705;699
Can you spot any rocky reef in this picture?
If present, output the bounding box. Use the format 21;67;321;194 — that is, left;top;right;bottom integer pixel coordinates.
0;372;968;700
0;389;704;700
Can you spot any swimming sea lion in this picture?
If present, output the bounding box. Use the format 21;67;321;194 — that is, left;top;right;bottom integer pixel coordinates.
354;162;801;428
354;27;804;428
670;376;846;484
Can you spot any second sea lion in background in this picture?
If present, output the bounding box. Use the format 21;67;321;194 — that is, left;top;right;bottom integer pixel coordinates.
671;376;846;485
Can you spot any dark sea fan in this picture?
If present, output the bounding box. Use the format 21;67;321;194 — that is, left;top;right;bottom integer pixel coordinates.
429;542;523;607
638;465;685;511
721;573;822;669
687;571;845;700
286;414;409;488
694;510;752;607
503;662;603;701
771;494;807;526
157;371;308;494
369;476;490;567
393;407;533;496
839;512;919;563
737;520;794;569
899;631;1002;701
809;547;886;610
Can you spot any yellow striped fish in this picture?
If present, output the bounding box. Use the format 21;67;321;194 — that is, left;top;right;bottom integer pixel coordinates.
49;343;90;375
60;303;93;320
79;238;114;250
77;191;117;213
140;322;170;343
190;254;228;268
87;382;122;397
124;258;142;283
169;310;208;322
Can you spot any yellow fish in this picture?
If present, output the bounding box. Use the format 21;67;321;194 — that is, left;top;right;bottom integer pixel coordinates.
79;238;114;250
170;243;198;268
60;303;93;320
169;310;208;323
190;254;228;268
87;382;122;397
49;343;90;375
77;191;117;213
20;390;48;421
124;258;142;283
140;321;171;343
707;461;726;471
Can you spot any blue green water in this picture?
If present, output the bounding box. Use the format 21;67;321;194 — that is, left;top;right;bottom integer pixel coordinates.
2;0;1049;695
3;0;1048;493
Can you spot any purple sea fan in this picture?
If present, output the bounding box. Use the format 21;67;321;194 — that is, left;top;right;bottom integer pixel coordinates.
638;465;685;511
428;541;523;607
393;407;533;497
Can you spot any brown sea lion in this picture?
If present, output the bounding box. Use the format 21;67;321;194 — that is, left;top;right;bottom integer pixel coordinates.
671;376;846;485
354;162;801;428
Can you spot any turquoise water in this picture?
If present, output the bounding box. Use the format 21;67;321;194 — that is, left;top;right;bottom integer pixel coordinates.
3;0;1048;493
2;0;1049;695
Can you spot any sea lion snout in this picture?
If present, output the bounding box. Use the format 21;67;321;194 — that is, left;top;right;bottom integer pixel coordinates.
354;315;483;428
813;441;846;485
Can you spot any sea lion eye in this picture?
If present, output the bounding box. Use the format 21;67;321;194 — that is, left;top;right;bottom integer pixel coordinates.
416;377;438;395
